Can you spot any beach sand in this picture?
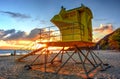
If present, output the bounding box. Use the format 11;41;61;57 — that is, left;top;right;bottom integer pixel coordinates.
0;50;120;79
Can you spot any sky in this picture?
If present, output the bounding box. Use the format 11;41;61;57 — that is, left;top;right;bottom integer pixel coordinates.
0;0;120;49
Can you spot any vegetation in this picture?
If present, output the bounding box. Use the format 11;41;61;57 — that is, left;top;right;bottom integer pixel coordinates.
96;28;120;51
109;28;120;50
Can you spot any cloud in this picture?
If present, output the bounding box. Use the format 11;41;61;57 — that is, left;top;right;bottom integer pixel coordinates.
0;29;15;38
26;28;40;40
93;24;113;33
0;27;56;41
32;18;47;24
0;11;31;19
0;28;41;41
4;31;26;40
94;18;107;21
93;24;114;42
0;29;26;40
40;20;46;24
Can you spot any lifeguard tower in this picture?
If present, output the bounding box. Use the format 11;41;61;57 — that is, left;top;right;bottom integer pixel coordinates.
51;5;92;42
17;4;109;79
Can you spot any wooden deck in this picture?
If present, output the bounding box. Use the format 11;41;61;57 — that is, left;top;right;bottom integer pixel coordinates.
39;41;95;47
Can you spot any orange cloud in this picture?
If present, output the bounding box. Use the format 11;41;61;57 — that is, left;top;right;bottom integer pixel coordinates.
0;27;60;49
93;24;114;42
0;40;34;49
94;24;113;33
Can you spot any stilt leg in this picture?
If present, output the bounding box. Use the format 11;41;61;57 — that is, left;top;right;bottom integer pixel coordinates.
56;50;76;73
50;47;64;64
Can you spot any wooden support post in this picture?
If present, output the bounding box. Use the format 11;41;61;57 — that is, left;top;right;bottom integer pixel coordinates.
83;50;90;63
75;46;96;67
90;50;105;70
77;50;89;78
30;49;45;65
90;50;98;65
60;47;64;62
50;47;64;64
65;51;78;63
56;50;76;73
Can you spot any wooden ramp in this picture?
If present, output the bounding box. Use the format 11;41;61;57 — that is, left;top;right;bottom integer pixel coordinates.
39;41;95;47
16;47;45;62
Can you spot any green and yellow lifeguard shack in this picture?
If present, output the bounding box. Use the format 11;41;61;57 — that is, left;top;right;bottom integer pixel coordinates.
51;4;93;42
17;5;108;79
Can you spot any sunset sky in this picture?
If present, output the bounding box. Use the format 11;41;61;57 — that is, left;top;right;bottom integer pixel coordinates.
0;0;120;49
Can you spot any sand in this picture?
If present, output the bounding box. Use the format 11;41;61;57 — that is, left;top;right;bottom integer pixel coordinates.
0;50;120;79
94;50;120;79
